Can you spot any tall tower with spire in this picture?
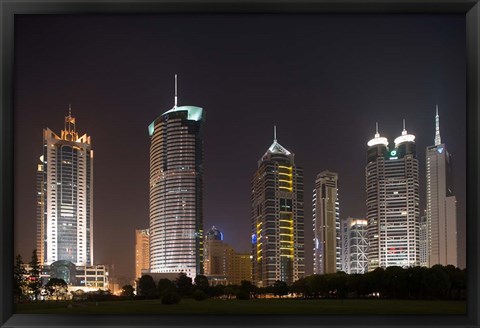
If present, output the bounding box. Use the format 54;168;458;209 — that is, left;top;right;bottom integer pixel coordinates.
426;106;457;267
36;106;94;266
251;127;305;287
148;75;205;278
366;121;419;271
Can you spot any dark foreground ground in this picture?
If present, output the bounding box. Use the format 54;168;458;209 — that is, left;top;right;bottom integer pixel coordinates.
16;298;467;315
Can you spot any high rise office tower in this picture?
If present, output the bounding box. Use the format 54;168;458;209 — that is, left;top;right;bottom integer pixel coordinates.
426;106;457;267
366;121;420;271
148;76;205;278
135;229;150;279
251;127;305;287
419;213;428;267
312;170;341;274
36;106;94;266
340;217;368;274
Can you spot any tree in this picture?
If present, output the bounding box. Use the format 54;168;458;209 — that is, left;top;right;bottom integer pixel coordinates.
194;275;209;292
175;273;193;297
383;266;407;299
273;280;289;298
13;254;26;303
121;285;135;299
28;250;42;301
239;280;257;298
157;278;175;297
223;286;235;299
137;275;157;298
406;266;427;299
290;278;308;298
425;265;451;299
193;289;208;301
161;291;181;304
45;278;68;300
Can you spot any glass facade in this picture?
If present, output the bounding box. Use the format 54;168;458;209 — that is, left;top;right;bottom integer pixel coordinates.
366;126;420;271
312;170;341;274
149;105;205;278
36;111;93;266
251;137;304;287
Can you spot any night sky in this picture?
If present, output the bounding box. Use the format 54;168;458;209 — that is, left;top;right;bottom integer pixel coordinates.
14;14;466;281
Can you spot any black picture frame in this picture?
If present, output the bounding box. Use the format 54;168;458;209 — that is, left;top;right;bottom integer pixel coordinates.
1;1;479;327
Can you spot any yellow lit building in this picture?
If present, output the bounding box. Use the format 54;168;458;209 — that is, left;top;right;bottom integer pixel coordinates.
135;229;150;279
204;226;252;285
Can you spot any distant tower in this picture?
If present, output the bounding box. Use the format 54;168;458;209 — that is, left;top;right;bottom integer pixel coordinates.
312;170;340;274
36;106;94;266
419;212;428;267
251;127;305;287
366;121;420;271
203;226;252;285
340;217;368;274
148;75;205;278
426;106;457;267
135;229;150;279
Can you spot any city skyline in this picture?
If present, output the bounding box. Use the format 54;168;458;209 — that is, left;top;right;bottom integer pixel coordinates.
14;14;466;280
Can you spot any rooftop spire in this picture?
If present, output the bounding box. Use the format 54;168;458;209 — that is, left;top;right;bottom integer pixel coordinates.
62;103;77;141
375;121;379;137
402;119;407;135
274;125;277;142
174;74;178;108
435;104;441;145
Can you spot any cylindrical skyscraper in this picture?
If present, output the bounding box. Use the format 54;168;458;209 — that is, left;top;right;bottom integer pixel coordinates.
148;76;205;278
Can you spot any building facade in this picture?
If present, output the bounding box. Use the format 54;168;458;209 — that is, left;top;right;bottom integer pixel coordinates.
312;170;340;274
203;226;252;285
251;128;305;287
135;229;150;279
340;217;368;274
148;77;205;278
426;106;457;267
36;107;94;266
419;213;428;267
366;122;420;271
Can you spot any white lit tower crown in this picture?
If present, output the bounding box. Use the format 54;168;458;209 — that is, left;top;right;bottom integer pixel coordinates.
251;126;305;287
36;105;94;266
366;121;420;271
426;105;457;267
148;75;205;278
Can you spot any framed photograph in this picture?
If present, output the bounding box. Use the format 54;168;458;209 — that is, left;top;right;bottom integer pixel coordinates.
1;1;479;327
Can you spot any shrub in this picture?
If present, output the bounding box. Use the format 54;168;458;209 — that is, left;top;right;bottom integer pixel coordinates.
236;289;250;300
193;289;208;301
161;292;181;305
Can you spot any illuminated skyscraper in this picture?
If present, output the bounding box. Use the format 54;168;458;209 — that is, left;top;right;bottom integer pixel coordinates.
135;229;150;279
148;76;205;278
419;213;428;267
251;127;304;287
204;226;252;285
312;170;341;274
426;106;457;267
36;106;94;266
366;121;420;271
340;217;368;274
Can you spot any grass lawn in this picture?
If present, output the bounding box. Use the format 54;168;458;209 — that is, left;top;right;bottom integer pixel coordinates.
15;298;467;315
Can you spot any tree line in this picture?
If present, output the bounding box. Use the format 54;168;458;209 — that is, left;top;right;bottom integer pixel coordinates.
130;264;465;303
14;250;466;303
